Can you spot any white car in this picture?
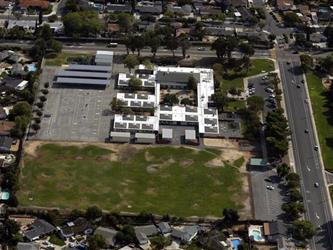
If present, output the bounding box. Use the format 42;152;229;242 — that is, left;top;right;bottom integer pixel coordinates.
266;185;275;190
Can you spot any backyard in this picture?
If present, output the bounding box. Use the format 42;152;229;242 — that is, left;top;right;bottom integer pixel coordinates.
44;51;94;66
306;72;333;172
219;59;275;92
18;143;247;217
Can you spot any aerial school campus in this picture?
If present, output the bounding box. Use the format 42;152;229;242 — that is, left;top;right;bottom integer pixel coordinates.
2;0;333;247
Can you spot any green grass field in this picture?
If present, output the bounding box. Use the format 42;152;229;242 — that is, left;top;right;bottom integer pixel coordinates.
44;52;93;66
220;59;275;92
224;100;246;112
18;144;246;217
306;72;333;171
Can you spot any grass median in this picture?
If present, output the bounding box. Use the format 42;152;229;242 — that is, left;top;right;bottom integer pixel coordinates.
18;144;246;217
306;72;333;171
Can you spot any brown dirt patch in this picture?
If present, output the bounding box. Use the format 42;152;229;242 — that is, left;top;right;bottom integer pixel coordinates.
180;159;193;167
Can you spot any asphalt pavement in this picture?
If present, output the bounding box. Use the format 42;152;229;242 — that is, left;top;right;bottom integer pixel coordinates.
278;54;333;249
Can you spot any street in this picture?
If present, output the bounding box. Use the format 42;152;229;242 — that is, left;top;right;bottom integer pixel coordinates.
278;53;333;249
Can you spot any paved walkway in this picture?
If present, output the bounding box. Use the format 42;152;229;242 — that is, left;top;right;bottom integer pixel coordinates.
326;171;333;186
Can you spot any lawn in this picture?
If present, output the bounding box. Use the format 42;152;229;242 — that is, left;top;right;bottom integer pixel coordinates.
220;59;275;92
44;51;93;66
224;100;246;112
306;72;333;171
18;144;246;217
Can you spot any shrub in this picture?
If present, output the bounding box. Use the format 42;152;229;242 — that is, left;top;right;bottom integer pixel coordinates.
39;96;47;102
41;89;49;95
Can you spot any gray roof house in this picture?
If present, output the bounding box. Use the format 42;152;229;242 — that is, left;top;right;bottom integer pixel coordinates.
59;217;92;238
264;221;288;243
0;135;13;152
157;222;171;234
136;1;162;14
23;219;56;241
94;227;118;247
17;242;40;250
171;225;199;244
134;225;159;245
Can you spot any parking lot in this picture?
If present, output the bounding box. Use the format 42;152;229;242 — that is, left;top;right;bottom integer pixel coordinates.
247;75;276;117
251;168;286;220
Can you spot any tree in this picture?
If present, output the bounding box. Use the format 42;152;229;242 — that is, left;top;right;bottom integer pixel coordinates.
291;220;315;241
117;13;135;32
87;234;107;250
128;77;142;90
283;12;302;27
286;173;300;183
133;35;145;56
86;206;102;220
324;26;333;48
277;163;290;178
39;96;47;102
222;208;239;226
166;37;179;57
212;37;227;60
149;36;161;58
300;54;313;72
187;76;197;91
265;109;290;158
116;225;136;244
239;43;255;58
63;11;104;37
211;91;230;111
0;219;20;245
38;10;43;25
31;123;41;131
163;94;179;105
268;34;276;42
282;202;304;220
289;189;303;202
247;96;264;113
9;101;32;121
180;98;193;106
320;54;333;75
179;34;191;58
150;236;172;250
124;54;139;73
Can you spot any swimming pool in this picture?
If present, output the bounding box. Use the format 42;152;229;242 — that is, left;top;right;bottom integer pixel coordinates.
250;229;264;241
248;225;265;242
26;64;37;72
231;238;241;249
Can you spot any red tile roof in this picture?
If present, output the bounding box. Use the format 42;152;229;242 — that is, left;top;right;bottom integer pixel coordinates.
19;0;49;9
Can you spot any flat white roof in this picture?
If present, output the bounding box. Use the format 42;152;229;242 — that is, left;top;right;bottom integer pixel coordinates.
185;129;196;140
110;131;131;137
96;50;114;56
114;114;159;131
116;66;219;135
135;133;156;139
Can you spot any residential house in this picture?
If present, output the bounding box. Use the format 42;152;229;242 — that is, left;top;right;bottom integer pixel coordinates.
134;225;159;245
23;219;56;241
0;51;9;62
94;227;118;247
167;4;193;16
17;242;40;250
197;6;221;16
276;0;294;11
0;135;13;152
263;221;288;243
171;225;199;244
317;7;333;22
136;1;163;15
59;217;92;238
7;20;37;32
0;0;9;12
157;222;171;234
11;63;28;76
0;121;15;136
18;0;49;10
0;107;7;120
106;3;132;13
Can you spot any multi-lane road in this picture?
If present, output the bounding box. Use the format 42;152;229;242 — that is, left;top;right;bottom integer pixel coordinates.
278;50;333;249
